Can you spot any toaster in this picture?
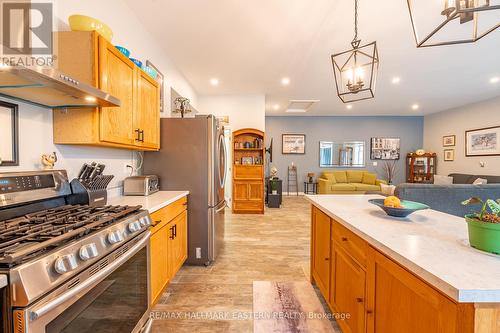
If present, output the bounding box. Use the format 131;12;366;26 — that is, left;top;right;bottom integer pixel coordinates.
123;175;159;196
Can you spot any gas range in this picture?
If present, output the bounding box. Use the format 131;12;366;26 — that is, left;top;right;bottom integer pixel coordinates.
0;170;152;333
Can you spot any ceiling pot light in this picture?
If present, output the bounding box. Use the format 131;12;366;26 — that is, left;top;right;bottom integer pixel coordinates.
210;78;219;86
331;0;379;103
490;77;499;83
281;77;290;86
407;0;500;47
346;104;353;110
273;104;280;110
411;104;419;110
392;77;401;84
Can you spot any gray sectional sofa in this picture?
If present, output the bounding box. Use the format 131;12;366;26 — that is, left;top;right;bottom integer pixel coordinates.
395;173;500;217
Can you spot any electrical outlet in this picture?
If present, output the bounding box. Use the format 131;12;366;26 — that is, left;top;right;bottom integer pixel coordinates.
196;247;202;259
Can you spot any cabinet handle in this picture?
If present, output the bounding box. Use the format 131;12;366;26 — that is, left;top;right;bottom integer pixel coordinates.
367;310;373;315
173;224;177;238
135;128;141;142
169;226;174;240
324;257;329;261
341;237;348;242
140;129;145;142
356;297;364;303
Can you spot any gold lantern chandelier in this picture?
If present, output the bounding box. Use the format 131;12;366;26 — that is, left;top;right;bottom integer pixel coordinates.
331;0;379;103
407;0;500;47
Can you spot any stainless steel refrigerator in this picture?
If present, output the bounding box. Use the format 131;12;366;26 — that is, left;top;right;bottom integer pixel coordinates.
143;115;227;265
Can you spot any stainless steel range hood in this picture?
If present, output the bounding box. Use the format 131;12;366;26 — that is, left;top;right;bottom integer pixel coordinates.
0;65;120;108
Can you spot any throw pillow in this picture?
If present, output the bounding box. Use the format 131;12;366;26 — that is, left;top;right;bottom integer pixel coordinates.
346;170;364;183
380;183;395;196
333;171;347;183
433;175;453;185
473;178;488;185
362;173;377;185
324;173;337;183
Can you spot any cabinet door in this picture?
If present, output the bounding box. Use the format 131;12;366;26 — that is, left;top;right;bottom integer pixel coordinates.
233;181;249;201
98;36;135;145
367;250;459;333
177;210;188;266
150;225;169;305
332;245;366;333
248;181;263;201
312;207;331;299
135;69;160;149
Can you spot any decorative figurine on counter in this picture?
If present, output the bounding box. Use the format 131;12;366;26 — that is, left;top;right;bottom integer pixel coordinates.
41;152;58;170
270;166;278;179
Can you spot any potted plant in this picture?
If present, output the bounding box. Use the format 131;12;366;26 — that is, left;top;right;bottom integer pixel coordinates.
270;179;278;195
461;197;500;255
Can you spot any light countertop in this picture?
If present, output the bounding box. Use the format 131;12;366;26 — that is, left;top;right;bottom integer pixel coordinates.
0;275;7;289
108;191;189;213
306;194;500;303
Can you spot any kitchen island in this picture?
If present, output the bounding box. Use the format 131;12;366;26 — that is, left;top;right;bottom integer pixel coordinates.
306;194;500;333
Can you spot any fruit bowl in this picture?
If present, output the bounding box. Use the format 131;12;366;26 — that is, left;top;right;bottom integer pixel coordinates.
369;199;429;218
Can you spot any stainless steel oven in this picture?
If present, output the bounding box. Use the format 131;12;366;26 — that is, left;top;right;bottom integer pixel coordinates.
13;232;152;333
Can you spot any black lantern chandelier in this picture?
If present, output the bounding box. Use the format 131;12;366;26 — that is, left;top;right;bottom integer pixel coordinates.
407;0;500;47
331;0;379;103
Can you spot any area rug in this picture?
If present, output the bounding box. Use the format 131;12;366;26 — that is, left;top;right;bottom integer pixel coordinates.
253;281;337;333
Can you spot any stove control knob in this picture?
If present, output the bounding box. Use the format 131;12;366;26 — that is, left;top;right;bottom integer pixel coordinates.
54;254;78;274
107;230;124;245
79;243;99;261
128;221;141;233
139;216;151;227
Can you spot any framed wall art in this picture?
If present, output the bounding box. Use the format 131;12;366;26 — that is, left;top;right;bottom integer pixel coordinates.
465;126;500;157
444;149;455;161
370;137;400;160
442;135;456;147
282;134;306;154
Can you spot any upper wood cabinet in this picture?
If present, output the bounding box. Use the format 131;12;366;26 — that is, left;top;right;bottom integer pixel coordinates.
53;31;160;150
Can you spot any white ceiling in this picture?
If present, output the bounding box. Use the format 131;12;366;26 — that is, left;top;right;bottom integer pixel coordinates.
125;0;500;116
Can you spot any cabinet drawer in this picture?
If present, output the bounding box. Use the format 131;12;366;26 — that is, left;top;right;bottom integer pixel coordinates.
332;220;368;267
234;165;263;179
233;200;262;212
150;196;187;232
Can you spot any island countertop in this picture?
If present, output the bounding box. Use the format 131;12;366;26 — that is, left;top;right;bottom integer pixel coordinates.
108;191;189;213
306;194;500;303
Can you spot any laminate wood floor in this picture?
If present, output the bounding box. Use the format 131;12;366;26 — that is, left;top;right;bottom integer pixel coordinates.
151;195;341;333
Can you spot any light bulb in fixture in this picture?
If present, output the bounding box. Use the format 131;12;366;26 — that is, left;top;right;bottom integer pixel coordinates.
345;66;364;93
281;77;290;86
210;78;219;86
411;104;419;110
490;77;499;84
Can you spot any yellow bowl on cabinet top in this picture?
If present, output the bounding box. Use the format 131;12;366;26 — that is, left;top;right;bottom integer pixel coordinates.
68;15;113;42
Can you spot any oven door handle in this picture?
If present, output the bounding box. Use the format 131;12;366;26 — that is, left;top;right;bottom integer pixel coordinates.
29;231;151;321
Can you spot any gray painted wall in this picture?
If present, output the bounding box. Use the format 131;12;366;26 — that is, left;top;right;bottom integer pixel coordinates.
424;96;500;177
265;116;424;186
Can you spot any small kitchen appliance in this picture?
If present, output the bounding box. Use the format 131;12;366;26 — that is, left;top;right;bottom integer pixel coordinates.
123;175;159;196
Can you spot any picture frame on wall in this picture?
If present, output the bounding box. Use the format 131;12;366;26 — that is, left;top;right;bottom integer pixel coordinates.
444;149;455;161
465;126;500;157
370;137;400;160
442;135;456;147
282;134;306;154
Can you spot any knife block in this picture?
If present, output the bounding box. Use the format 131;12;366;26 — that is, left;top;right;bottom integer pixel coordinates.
67;175;114;207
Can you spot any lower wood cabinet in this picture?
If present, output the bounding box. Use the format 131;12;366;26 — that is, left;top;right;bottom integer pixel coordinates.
149;197;188;306
310;205;477;333
233;180;264;214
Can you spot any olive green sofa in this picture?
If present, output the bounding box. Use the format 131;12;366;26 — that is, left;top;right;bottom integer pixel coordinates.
318;170;387;194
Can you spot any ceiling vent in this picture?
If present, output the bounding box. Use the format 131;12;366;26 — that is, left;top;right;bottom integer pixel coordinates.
285;100;319;113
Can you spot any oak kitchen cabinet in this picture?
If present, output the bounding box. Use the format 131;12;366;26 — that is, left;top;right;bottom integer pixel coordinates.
149;197;188;305
310;205;477;333
53;31;160;150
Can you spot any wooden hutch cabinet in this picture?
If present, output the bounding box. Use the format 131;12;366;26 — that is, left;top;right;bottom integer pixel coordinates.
232;129;265;214
53;31;160;151
406;152;437;183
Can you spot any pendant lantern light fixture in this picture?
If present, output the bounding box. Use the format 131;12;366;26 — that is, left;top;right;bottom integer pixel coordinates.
331;0;379;103
407;0;500;47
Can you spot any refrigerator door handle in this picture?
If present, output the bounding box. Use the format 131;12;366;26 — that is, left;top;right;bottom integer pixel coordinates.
219;134;227;189
216;200;226;213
